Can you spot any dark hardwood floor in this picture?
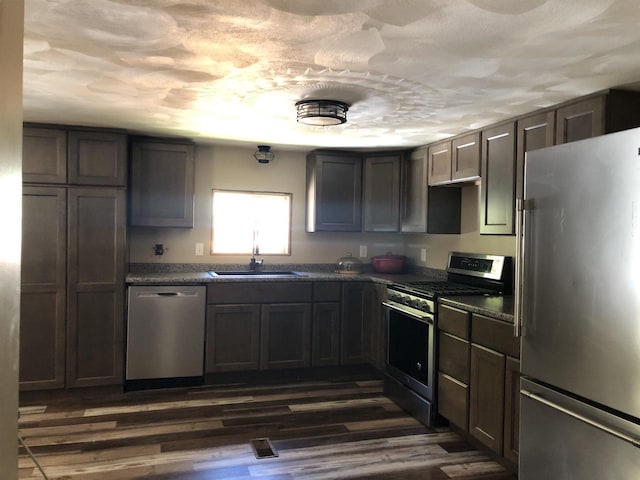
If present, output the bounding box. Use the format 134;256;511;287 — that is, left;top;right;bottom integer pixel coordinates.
18;370;517;479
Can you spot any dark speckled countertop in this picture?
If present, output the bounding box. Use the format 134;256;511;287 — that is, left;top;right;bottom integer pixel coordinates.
438;295;514;323
126;264;512;322
125;270;442;286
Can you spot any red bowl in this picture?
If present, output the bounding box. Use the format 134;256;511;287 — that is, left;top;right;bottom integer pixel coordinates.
371;253;407;274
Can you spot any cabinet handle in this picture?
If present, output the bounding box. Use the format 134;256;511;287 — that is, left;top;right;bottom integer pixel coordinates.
514;198;526;337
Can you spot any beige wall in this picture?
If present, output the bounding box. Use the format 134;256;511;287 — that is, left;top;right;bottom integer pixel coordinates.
129;145;515;270
403;184;516;269
0;0;24;477
128;145;405;265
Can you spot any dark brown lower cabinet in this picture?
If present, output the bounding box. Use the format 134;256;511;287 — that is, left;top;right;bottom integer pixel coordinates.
437;305;520;468
206;304;260;373
261;303;312;370
469;344;506;453
438;372;469;429
66;188;126;388
20;187;67;390
312;302;341;366
503;356;521;464
341;282;377;365
20;186;126;390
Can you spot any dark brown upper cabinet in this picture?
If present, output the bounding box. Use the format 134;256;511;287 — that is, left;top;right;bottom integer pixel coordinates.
363;153;401;232
427;140;452;186
306;150;362;232
23;126;127;187
129;139;195;228
516;111;555;201
556;90;640;144
428;133;480;186
22;127;67;184
480;121;516;235
401;147;461;234
68;130;127;186
451;132;481;182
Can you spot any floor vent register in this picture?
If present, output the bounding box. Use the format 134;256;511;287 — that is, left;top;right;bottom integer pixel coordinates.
250;437;279;459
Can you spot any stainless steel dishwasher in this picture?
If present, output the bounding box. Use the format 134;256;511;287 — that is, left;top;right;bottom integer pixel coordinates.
126;285;206;386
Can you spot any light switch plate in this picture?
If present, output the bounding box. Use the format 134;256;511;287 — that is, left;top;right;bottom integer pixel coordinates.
359;245;367;257
420;248;427;262
195;243;204;256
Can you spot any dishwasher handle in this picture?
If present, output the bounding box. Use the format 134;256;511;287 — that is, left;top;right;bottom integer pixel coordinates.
137;291;200;298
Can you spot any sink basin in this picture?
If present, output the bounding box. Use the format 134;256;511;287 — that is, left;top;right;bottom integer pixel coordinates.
209;271;304;277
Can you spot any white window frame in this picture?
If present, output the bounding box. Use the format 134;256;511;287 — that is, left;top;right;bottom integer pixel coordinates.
211;189;292;255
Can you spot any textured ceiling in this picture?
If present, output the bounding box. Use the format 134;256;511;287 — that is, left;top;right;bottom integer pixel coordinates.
22;0;640;149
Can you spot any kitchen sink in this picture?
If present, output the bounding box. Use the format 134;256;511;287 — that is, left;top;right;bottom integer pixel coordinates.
209;271;305;277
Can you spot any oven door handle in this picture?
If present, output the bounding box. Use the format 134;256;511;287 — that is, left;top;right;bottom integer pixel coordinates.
382;301;434;325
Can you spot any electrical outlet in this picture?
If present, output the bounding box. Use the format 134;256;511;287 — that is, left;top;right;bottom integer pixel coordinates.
420;248;427;262
359;245;367;258
195;243;204;256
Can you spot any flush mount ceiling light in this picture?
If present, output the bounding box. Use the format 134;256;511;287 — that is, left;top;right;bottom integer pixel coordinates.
295;99;349;126
253;145;274;164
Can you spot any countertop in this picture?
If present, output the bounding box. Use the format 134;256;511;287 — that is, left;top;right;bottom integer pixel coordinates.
438;295;514;323
126;269;513;322
125;270;440;285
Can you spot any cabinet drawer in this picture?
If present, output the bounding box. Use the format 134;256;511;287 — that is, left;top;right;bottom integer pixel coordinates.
438;305;470;339
439;331;469;383
471;314;519;358
208;282;313;304
313;282;341;302
438;372;468;431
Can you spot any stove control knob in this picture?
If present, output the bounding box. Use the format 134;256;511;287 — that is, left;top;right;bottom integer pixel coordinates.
419;301;430;311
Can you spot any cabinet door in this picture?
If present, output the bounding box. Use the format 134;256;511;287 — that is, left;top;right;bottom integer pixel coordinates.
66;188;126;387
306;151;362;232
516;111;555;200
206;304;260;372
401;147;428;232
68;130;127;186
469;344;506;453
20;187;66;390
556;96;605;144
22;127;67;184
480;122;516;235
312;302;341;366
363;154;401;232
427;140;452;185
341;282;376;364
260;303;312;370
451;132;481;182
438;372;469;431
129;141;195;227
503;356;521;464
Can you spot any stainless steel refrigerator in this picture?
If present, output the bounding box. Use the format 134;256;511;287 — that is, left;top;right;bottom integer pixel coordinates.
516;127;640;479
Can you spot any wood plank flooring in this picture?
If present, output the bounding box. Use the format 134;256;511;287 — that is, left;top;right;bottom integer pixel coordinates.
18;372;517;480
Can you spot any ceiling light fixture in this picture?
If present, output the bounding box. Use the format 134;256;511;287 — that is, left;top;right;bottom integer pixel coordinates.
253;145;274;164
295;99;349;126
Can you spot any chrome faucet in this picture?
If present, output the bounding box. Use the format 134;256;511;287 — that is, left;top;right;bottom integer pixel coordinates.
249;255;264;271
249;233;263;271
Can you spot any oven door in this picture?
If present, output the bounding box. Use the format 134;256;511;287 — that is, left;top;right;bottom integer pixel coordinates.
383;300;435;401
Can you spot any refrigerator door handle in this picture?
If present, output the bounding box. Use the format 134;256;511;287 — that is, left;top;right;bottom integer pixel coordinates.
514;197;526;337
521;389;640;448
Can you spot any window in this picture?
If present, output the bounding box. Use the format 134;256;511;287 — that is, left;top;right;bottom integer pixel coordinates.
211;190;291;255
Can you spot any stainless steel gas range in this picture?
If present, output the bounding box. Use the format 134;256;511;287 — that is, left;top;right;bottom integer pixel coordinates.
383;252;512;427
